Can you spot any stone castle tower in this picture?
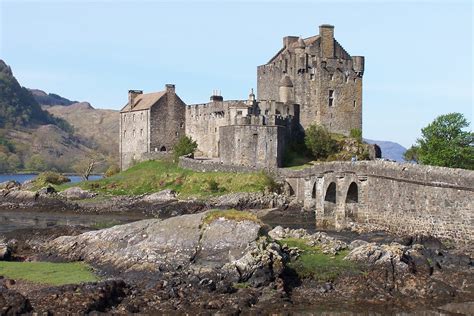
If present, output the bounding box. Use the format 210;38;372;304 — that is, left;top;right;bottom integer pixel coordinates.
257;24;364;135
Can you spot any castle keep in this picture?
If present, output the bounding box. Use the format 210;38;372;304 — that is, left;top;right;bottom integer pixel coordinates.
120;25;364;170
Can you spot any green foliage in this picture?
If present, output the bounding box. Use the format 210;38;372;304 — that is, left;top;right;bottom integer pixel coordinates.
403;146;419;162
104;164;120;177
206;179;221;193
304;124;339;160
61;160;269;198
261;171;280;192
6;153;21;171
203;209;261;225
173;135;198;162
0;261;99;285
25;154;48;172
278;238;360;281
410;113;473;169
35;171;70;186
350;128;363;142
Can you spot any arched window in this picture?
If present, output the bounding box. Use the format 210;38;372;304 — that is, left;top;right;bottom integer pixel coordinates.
160;146;166;152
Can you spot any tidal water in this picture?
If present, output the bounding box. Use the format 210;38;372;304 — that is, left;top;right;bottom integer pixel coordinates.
0;173;102;184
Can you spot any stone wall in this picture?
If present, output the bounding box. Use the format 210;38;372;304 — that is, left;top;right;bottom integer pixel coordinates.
150;89;186;153
185;100;249;158
179;156;262;173
219;125;286;168
119;109;150;170
281;161;474;243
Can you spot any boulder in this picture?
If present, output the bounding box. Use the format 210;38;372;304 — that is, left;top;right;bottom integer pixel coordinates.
209;192;290;209
345;242;410;272
0;242;11;260
0;181;21;190
141;189;177;203
47;212;263;272
0;280;32;314
59;187;97;200
3;190;37;201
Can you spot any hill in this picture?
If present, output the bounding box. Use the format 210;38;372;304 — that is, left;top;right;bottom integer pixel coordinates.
28;88;78;107
45;103;119;156
364;139;407;162
0;59;117;173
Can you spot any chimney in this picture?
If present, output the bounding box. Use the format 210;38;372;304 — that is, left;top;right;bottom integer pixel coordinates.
128;90;143;109
210;89;223;102
283;36;299;48
165;84;175;94
319;24;334;58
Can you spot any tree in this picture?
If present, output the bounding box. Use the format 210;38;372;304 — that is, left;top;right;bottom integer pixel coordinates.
409;113;473;169
7;153;21;171
304;124;339;160
73;156;104;181
403;146;419;162
173;136;198;162
25;154;47;171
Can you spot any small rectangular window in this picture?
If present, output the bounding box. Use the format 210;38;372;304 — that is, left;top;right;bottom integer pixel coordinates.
328;90;335;107
353;100;357;107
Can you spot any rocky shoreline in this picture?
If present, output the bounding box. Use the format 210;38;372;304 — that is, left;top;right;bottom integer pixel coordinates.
0;182;473;314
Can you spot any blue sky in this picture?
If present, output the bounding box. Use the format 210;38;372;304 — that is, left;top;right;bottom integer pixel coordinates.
0;0;472;148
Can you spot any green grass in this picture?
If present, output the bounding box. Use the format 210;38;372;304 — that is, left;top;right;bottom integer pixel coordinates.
57;160;270;198
203;209;261;225
0;261;99;286
279;238;360;281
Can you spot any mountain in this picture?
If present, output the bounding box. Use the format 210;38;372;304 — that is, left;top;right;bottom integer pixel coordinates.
0;59;117;173
29;88;78;107
364;139;407;162
45;103;119;156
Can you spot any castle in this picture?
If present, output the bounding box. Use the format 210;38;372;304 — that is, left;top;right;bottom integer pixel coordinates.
120;25;364;170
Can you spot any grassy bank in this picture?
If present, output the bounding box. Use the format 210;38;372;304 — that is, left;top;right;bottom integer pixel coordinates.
278;238;360;281
0;261;99;285
58;160;272;198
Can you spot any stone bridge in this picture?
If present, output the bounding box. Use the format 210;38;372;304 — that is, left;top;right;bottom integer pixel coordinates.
279;161;474;243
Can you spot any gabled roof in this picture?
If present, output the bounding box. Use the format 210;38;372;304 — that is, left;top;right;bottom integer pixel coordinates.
267;35;320;64
120;91;166;112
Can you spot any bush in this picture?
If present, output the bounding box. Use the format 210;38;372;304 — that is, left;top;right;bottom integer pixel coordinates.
206;179;221;193
304;124;339;160
104;164;120;177
35;171;70;186
350;128;362;142
173;135;198;162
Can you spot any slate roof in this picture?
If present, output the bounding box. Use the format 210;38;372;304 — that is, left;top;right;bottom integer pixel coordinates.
120;91;166;112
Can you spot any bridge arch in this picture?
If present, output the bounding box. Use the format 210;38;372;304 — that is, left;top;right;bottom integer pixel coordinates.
324;182;337;214
345;182;359;221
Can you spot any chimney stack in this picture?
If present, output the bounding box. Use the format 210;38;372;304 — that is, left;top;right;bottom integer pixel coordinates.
319;24;334;58
165;84;175;94
128;90;143;109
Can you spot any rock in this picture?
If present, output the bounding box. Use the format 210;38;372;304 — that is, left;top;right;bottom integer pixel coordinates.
0;180;21;190
0;242;11;260
438;302;474;315
141;189;177;203
47;212;263;272
349;239;368;250
197;217;261;265
0;283;32;314
37;185;57;195
2;190;37;201
268;226;347;255
209;192;290;209
59;186;97;200
345;242;410;273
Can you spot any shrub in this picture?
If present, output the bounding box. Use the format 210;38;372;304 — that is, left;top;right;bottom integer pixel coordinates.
350;128;363;142
173;135;198;162
104;164;120;177
206;179;220;193
304;124;339;160
35;171;70;186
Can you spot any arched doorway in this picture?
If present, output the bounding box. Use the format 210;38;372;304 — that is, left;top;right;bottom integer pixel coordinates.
284;182;295;196
345;182;358;220
160;146;167;152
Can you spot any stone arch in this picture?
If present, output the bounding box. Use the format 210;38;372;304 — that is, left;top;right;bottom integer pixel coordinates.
324;182;337;215
345;182;358;220
284;182;295;196
311;181;317;199
160;146;167;152
345;182;358;203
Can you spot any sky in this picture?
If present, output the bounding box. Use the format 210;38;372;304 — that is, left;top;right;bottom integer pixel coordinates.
0;0;472;148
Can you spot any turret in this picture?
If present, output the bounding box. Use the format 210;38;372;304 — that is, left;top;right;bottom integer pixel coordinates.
352;56;365;76
279;75;293;104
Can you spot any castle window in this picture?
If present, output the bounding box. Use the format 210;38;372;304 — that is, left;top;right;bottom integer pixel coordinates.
180;122;184;128
141;113;144;121
133;114;135;122
328;90;335;107
354;78;357;83
353;100;357;107
237;111;242;116
310;74;315;80
175;132;178;136
346;76;350;83
330;74;334;81
132;129;136;137
123;130;126;138
140;129;143;136
284;59;288;73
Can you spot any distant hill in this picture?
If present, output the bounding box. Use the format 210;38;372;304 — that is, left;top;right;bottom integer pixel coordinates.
46;103;119;157
28;88;78;107
364;139;407;162
0;59;117;173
